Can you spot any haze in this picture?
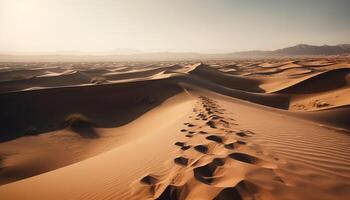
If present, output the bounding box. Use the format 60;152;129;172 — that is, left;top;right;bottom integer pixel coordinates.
0;0;349;54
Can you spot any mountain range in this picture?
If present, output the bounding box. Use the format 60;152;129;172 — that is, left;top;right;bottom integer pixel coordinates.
231;44;350;57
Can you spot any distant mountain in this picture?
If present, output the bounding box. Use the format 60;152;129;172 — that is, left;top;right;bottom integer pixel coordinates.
229;44;350;57
273;44;350;55
1;44;349;62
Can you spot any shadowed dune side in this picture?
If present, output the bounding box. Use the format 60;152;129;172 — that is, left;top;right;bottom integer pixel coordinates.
227;61;300;76
294;60;337;68
266;67;350;112
0;78;183;141
295;105;350;131
275;68;350;94
177;75;290;109
0;64;185;93
248;66;314;77
258;61;295;68
272;67;314;76
103;64;182;81
78;68;112;77
0;71;92;93
189;64;265;93
0;68;56;82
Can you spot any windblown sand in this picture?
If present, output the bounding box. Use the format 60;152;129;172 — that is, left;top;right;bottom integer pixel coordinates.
0;58;349;200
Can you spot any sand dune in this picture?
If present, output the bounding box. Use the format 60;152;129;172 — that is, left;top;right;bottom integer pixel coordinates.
276;68;350;94
0;78;183;141
0;58;349;200
189;63;264;93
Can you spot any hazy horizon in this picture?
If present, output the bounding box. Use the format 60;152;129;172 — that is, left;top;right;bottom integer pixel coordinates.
2;43;350;56
1;0;349;54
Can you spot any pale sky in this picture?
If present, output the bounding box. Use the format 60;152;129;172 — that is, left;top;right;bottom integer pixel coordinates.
0;0;349;54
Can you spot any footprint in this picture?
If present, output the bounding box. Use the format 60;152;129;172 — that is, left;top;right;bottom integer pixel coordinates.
206;135;223;143
197;113;206;118
194;166;216;184
156;185;181;200
236;131;249;137
194;158;225;184
224;140;246;150
174;142;185;147
212;158;225;166
228;153;276;169
214;180;256;200
199;131;208;134
213;186;242;200
224;143;235;150
194;145;208;154
237;140;246;145
206;121;217;129
181;145;191;151
174;156;189;166
180;129;187;132
229;153;257;164
219;119;229;125
140;175;159;185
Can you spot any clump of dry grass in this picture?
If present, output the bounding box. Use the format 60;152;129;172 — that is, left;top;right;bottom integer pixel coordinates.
64;113;98;138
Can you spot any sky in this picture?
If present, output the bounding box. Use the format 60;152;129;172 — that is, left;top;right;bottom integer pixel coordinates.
0;0;349;54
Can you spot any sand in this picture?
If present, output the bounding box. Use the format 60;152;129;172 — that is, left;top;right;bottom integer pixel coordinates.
0;58;349;200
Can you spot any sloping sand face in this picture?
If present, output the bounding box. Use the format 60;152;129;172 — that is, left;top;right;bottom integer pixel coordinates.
0;58;349;200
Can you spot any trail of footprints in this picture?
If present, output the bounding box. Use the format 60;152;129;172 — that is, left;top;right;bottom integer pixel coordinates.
136;96;284;200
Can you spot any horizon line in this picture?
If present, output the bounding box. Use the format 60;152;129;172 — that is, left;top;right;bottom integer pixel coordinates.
1;43;350;56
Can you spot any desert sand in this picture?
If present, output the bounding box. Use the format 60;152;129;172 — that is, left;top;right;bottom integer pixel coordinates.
0;58;349;200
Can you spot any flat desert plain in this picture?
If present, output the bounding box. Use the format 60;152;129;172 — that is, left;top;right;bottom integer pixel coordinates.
0;58;349;200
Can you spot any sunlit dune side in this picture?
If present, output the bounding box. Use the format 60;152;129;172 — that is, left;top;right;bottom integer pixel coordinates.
0;58;349;200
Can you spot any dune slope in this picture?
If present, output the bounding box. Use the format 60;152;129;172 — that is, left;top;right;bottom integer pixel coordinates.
0;58;349;200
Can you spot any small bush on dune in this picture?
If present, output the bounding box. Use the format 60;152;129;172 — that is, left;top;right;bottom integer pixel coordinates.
64;113;92;130
64;114;98;138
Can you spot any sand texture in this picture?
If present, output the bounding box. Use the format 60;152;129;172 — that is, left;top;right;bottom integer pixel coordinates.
0;58;349;200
